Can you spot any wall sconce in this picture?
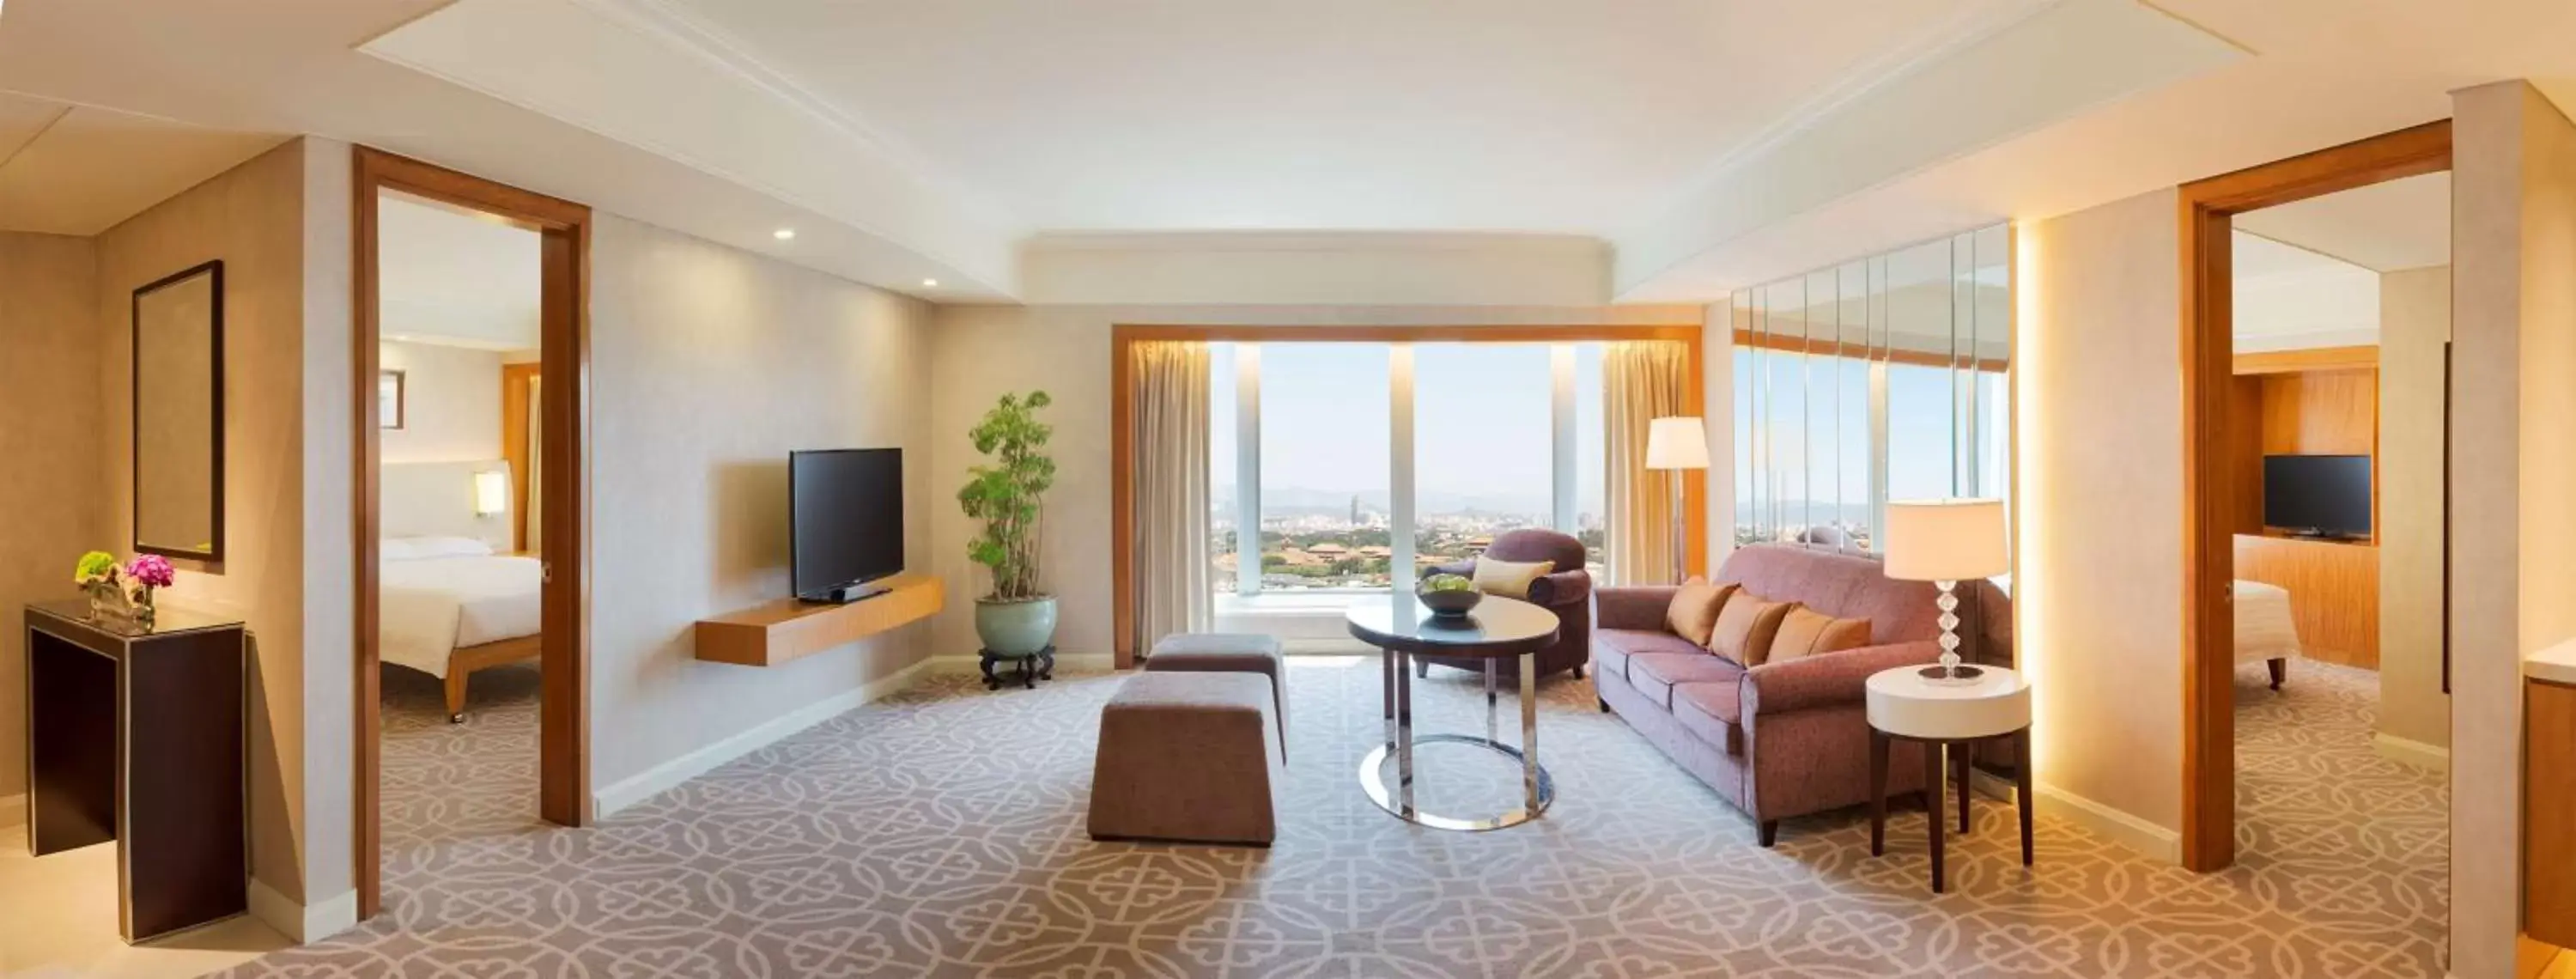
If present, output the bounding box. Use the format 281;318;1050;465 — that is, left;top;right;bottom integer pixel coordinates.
473;470;509;517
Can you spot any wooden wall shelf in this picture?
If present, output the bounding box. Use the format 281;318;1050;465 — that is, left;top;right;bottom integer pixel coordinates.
694;572;943;666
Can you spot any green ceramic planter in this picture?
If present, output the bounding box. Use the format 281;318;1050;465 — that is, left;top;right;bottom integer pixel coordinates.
975;596;1058;657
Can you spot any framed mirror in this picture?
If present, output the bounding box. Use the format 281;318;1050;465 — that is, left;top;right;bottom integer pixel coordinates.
133;260;224;562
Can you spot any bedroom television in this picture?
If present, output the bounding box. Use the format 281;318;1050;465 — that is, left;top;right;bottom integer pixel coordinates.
2262;453;2371;540
790;447;904;603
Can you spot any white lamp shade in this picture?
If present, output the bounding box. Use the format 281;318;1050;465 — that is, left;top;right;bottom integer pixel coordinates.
1644;416;1710;471
1881;499;2008;581
473;470;510;517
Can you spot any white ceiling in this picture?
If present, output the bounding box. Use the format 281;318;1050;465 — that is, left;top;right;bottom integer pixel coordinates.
645;0;2044;234
2232;230;2379;350
378;191;542;351
0;92;285;235
2234;171;2451;272
0;0;2566;305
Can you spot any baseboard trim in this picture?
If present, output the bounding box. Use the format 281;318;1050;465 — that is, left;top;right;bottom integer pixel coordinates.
590;657;936;819
2373;733;2451;771
2032;781;2181;863
246;877;356;944
0;792;23;829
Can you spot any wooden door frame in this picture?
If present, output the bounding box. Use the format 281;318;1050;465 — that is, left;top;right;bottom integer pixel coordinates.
353;147;592;919
2177;119;2449;872
1107;323;1706;668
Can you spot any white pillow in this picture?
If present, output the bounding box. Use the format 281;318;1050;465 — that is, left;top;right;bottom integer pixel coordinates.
389;536;494;560
378;538;418;562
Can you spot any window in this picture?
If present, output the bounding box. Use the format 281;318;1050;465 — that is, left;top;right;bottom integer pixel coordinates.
1414;344;1552;578
1213;338;1618;600
1256;344;1390;591
1733;224;2011;551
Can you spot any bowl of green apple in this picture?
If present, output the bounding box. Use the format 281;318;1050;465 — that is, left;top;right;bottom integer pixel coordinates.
1417;573;1482;618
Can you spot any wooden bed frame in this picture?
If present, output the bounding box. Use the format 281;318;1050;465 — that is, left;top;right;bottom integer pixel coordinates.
443;634;544;723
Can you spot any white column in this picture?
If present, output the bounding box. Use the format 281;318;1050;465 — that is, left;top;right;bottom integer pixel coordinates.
1550;344;1577;533
1390;344;1417;593
1235;344;1262;596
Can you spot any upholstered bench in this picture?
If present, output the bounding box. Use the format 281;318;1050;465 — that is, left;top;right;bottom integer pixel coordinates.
1087;672;1283;846
1145;633;1287;757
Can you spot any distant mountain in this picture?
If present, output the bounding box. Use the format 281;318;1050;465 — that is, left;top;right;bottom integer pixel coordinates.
1216;484;1564;520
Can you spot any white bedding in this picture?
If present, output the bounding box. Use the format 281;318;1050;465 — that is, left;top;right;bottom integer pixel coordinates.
379;555;543;678
2234;579;2305;666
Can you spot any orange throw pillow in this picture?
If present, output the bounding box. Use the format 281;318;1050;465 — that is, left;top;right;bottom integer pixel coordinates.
1708;592;1793;666
1664;578;1735;647
1767;607;1873;665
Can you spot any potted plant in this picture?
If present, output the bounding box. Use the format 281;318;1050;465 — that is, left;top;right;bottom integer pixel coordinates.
957;390;1057;657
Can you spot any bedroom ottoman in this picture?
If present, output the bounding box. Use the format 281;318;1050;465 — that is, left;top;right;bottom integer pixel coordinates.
1145;633;1288;756
1087;672;1284;846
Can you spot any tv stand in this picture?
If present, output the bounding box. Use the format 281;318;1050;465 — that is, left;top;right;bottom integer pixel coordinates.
697;572;942;666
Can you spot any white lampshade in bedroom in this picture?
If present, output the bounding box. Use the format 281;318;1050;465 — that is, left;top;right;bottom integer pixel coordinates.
473;470;510;517
1645;417;1710;471
1882;499;2008;581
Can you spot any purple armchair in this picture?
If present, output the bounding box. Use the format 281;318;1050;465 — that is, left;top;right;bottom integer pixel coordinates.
1417;529;1594;682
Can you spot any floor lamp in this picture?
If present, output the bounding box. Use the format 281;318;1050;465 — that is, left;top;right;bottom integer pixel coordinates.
1644;417;1708;585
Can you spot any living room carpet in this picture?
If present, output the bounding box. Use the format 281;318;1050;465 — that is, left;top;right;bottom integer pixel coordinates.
229;654;2445;977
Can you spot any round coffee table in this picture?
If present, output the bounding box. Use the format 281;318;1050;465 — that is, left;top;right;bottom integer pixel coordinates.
1346;593;1561;830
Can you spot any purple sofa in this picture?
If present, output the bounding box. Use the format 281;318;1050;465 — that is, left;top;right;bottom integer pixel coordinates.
1419;529;1594;682
1592;543;2010;845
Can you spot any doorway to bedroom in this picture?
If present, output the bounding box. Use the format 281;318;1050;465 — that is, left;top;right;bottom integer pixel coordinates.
352;149;592;923
2179;123;2451;959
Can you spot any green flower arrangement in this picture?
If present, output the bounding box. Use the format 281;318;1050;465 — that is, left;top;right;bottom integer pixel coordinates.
74;550;119;586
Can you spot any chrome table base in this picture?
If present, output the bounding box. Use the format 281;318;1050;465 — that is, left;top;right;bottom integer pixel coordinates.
1358;648;1553;830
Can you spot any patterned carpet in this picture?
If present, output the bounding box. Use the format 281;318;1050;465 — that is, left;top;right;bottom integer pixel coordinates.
228;654;2446;977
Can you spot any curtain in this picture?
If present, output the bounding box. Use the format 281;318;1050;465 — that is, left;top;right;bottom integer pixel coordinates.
525;374;543;554
1130;340;1213;651
1605;341;1689;585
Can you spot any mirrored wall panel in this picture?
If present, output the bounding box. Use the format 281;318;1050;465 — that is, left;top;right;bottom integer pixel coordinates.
1730;224;2008;551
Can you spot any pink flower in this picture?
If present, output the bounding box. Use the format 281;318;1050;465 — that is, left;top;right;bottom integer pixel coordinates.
127;554;175;589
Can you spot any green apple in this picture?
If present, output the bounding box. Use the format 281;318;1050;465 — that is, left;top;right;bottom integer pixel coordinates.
1423;573;1473;593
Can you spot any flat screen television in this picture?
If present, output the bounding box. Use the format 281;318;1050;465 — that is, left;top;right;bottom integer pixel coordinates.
790;448;903;602
2262;453;2371;539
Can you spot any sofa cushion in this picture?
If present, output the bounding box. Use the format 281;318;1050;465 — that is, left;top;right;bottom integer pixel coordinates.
1626;652;1744;710
1709;593;1794;666
1671;680;1745;755
1472;556;1556;599
1592;629;1704;683
1664;578;1734;647
1766;607;1872;664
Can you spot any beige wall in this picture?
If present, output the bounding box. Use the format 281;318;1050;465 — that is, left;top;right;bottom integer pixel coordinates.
0;232;104;804
92;137;356;927
378;340;502;464
924;304;1704;662
2015;190;2188;852
2377;265;2451;755
2451;80;2576;979
586;214;936;800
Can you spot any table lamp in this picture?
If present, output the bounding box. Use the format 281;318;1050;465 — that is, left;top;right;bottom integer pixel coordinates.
1882;498;2007;683
1644;417;1709;585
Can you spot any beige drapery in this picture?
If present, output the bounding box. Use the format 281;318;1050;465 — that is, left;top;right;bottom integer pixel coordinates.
525;374;543;554
1604;341;1689;585
1129;340;1213;651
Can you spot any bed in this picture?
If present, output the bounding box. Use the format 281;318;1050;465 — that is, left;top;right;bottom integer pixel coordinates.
380;535;543;721
2234;579;2305;689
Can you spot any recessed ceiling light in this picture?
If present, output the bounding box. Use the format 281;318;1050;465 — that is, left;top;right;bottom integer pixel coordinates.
921;278;939;288
772;228;796;240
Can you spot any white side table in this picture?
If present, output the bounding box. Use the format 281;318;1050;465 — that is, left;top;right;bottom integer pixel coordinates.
1864;665;2033;893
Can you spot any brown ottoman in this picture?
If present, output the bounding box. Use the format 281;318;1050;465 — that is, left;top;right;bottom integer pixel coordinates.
1087;672;1282;846
1145;633;1287;757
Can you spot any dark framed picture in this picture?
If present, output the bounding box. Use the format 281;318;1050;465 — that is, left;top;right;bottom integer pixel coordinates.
379;369;406;430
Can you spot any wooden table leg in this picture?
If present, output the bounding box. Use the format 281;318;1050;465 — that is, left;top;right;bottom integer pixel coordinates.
1924;741;1946;893
1955;739;1973;835
2014;727;2035;867
1868;729;1889;856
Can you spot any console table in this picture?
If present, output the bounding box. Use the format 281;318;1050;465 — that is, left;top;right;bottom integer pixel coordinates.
24;599;247;943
